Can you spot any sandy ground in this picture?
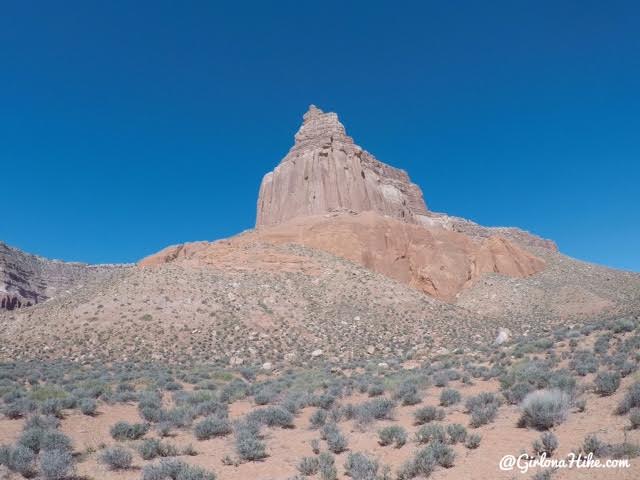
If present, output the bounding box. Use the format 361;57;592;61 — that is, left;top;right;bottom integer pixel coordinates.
1;374;640;479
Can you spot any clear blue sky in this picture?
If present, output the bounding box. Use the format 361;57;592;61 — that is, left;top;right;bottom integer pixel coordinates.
1;1;638;271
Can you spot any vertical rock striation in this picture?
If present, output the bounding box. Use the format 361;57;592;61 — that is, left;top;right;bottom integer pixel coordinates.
256;105;429;227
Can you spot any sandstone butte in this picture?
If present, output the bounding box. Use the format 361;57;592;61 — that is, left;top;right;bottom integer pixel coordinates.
141;105;551;301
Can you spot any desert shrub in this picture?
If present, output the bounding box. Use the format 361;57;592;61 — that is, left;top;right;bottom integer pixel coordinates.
140;405;164;423
355;398;395;425
18;427;46;453
318;452;337;480
310;409;327;428
581;435;608;457
398;441;455;479
500;360;576;400
414;406;445;425
141;458;216;480
532;432;558;457
617;381;640;414
394;379;422;406
153;421;174;437
100;446;133;470
40;430;72;452
3;398;35;419
415;423;446;444
0;444;9;466
188;394;223;413
60;395;78;410
504;382;535;405
247;406;294;429
139;439;178;460
611;318;635;333
401;390;421;406
397;448;435;479
194;416;232;440
164;381;182;392
298;456;320;475
610;355;637;377
328;405;344;423
533;338;554;351
629;409;640;429
433;372;449;387
322;423;348;454
138;391;163;410
520;390;569;430
343;452;379;480
40;449;73;480
465;433;481;449
79;398;97;416
309;393;336;410
282;392;309;414
547;370;577;396
116;382;136;393
466;392;501;427
39;399;64;418
570;350;599;376
367;383;385;397
310;438;320;454
378;426;407;448
594;371;621;396
439;389;461;406
239;367;256;382
1;444;36;477
235;421;267;461
219;379;249;404
608;441;640;459
113;390;139;403
254;387;277;406
30;385;67;402
110;421;150;440
593;335;611;355
446;424;467;444
164;406;196;428
426;441;455;467
24;415;60;431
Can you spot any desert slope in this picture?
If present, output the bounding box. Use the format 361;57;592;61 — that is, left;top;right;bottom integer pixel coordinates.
0;241;491;363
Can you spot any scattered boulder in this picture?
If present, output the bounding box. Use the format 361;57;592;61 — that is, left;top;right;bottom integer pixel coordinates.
494;328;512;345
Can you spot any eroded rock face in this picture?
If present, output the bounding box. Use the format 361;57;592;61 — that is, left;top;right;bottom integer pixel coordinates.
249;211;546;301
256;105;429;227
141;211;546;302
0;241;128;311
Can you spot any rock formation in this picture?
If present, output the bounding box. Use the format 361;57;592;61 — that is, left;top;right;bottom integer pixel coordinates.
257;105;556;251
256;105;429;227
0;241;128;311
246;105;552;299
146;211;545;301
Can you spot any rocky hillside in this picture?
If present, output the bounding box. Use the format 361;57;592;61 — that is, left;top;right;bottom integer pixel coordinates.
0;241;491;364
0;242;128;311
144;211;546;302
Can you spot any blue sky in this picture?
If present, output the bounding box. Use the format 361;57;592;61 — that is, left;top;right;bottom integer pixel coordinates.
1;1;638;271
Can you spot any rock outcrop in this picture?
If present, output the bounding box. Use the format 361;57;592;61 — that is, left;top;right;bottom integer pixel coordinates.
248;105;551;300
0;241;128;311
257;212;544;300
256;105;429;227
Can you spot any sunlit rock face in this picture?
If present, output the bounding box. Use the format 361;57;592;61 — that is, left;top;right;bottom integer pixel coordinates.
256;105;429;227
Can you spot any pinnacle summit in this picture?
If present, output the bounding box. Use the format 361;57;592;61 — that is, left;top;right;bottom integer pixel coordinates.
256;105;428;227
